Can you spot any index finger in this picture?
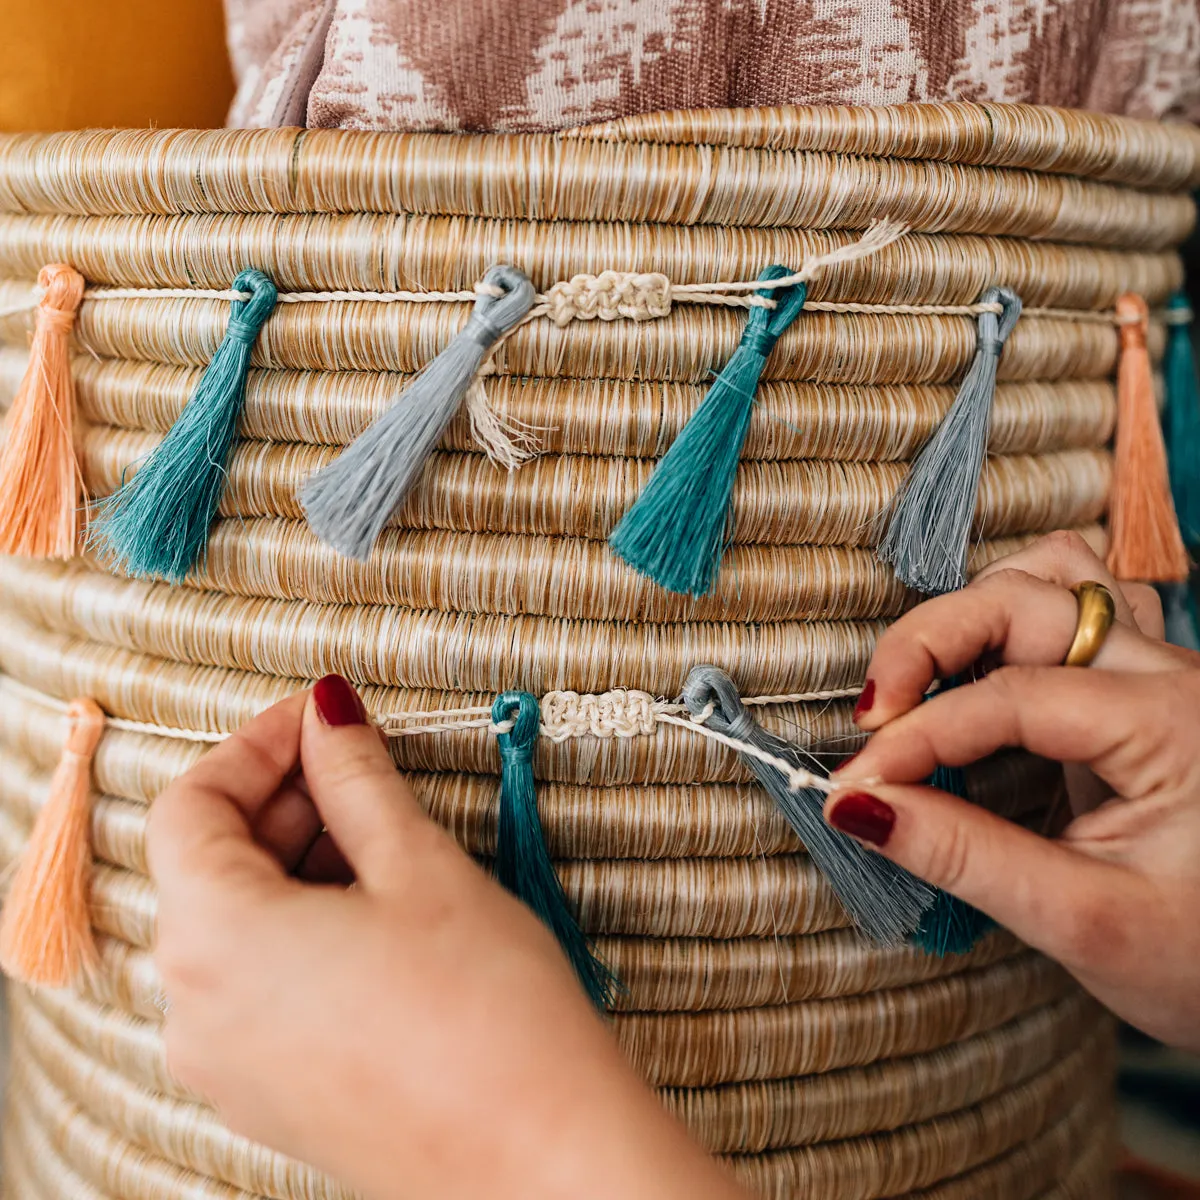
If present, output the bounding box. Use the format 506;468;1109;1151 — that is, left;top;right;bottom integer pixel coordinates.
973;529;1161;635
146;691;307;898
858;569;1180;731
837;665;1185;802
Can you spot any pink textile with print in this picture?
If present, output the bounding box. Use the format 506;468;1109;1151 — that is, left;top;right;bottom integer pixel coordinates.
225;0;1200;131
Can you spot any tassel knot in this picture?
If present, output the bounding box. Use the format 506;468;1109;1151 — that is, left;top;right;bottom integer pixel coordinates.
0;262;87;559
493;689;540;770
877;286;1022;595
731;273;808;365
303;265;537;561
491;689;616;1009
1107;292;1190;582
680;665;936;947
226;270;279;342
0;696;105;987
38;264;86;321
609;265;808;597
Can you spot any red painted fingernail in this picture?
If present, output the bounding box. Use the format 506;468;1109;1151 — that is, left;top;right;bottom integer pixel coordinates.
853;678;876;722
827;791;895;846
313;674;367;727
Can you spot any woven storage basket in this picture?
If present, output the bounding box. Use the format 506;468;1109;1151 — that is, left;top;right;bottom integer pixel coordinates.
0;102;1198;1199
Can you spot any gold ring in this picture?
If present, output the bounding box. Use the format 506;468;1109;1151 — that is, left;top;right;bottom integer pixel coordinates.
1063;581;1116;667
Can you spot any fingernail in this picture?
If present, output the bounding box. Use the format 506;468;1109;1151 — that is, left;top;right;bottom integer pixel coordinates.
827;791;895;846
853;678;876;722
313;674;367;727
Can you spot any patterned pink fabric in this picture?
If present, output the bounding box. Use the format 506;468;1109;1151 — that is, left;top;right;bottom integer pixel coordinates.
225;0;1200;131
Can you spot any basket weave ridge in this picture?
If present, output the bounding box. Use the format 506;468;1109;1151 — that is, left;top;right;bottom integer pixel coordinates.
0;103;1189;1197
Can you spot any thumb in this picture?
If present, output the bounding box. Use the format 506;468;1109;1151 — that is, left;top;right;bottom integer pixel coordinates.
300;674;429;888
822;781;1147;973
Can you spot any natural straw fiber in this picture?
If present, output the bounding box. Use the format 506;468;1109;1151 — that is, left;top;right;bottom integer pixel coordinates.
0;104;1192;1198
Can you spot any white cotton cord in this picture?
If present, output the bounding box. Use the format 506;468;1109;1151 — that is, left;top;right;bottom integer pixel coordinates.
0;677;228;743
462;363;544;469
672;220;911;297
85;286;487;304
656;712;833;793
0;281;1126;326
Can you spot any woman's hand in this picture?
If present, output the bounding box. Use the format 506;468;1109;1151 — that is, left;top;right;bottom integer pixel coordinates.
830;534;1200;1051
148;676;745;1200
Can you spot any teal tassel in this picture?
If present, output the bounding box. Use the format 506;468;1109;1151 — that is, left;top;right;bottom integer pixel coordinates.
609;266;808;596
1160;581;1200;652
492;691;617;1009
877;287;1022;594
90;269;277;581
910;762;994;955
1164;293;1200;544
911;679;992;956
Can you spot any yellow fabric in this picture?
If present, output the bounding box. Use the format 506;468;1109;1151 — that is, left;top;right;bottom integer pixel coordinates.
0;0;234;132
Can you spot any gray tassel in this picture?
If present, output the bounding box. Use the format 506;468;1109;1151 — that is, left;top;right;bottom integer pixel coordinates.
681;666;935;945
301;265;537;561
877;287;1022;594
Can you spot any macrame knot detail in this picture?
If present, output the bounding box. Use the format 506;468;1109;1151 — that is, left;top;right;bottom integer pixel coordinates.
543;271;673;326
540;689;659;740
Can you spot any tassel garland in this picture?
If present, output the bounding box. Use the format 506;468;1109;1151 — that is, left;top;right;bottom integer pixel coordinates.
1107;293;1189;582
0;263;86;559
1164;292;1200;545
491;690;617;1009
303;266;537;561
609;266;809;597
877;287;1022;594
680;666;936;946
0;697;105;987
89;268;278;581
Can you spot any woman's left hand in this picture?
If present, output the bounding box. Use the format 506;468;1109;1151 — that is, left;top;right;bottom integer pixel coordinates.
829;534;1200;1051
148;679;746;1200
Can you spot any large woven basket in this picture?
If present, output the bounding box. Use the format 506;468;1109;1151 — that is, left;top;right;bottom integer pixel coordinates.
0;103;1197;1199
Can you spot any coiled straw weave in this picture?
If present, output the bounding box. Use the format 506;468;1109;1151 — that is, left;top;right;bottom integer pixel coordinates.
1;103;1189;1198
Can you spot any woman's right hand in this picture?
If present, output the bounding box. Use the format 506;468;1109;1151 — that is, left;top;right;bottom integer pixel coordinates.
831;536;1200;1051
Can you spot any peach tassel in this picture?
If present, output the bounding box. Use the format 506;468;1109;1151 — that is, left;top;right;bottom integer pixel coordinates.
1106;293;1190;583
0;263;86;559
0;697;105;987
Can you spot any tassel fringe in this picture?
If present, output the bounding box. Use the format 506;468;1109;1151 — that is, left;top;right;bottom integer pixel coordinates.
877;287;1022;594
1164;293;1200;546
89;268;278;581
491;690;617;1009
0;264;86;559
1107;293;1189;582
609;267;808;596
910;760;993;955
680;665;937;946
0;697;105;987
303;267;537;561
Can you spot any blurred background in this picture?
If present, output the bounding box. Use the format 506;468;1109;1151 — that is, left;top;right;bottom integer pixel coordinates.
0;0;233;133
